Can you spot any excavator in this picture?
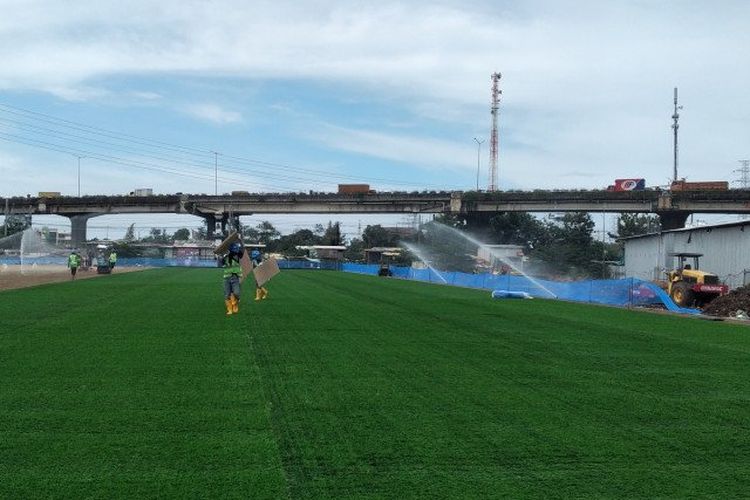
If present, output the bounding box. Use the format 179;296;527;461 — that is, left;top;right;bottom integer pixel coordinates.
666;253;728;308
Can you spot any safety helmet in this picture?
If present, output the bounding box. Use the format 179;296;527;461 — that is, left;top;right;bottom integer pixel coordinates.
229;242;242;254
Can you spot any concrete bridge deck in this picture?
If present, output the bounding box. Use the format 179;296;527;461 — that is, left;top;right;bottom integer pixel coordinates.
3;189;750;243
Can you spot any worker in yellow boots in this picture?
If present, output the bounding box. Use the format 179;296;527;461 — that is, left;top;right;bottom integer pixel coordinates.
221;242;245;315
251;248;268;300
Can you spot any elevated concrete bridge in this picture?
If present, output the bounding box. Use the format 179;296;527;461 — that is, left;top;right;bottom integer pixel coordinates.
3;189;750;244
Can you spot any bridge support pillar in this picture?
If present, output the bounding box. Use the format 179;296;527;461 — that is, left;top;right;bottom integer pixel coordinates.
203;213;227;238
68;214;96;246
657;211;691;231
203;216;217;240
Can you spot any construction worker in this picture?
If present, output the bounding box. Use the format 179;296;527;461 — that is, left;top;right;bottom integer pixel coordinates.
68;250;81;280
222;242;244;315
251;248;268;301
109;251;117;271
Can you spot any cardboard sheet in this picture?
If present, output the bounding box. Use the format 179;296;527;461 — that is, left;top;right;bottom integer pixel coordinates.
253;257;280;287
213;231;241;255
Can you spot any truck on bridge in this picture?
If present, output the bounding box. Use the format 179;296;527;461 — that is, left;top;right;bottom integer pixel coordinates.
670;180;729;191
338;184;376;194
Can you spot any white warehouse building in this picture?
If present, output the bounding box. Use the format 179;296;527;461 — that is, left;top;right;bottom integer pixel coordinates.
621;220;750;289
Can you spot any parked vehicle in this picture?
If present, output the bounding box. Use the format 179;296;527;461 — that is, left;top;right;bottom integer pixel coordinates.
338;184;375;194
606;179;645;192
665;253;728;308
129;188;154;196
670;180;729;191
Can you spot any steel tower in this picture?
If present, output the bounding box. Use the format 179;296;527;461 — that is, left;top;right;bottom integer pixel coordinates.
488;72;502;191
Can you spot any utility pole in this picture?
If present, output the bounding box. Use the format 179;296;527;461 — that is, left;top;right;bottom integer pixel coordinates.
74;155;85;197
734;159;750;188
671;87;682;184
473;137;485;191
735;159;750;220
212;151;219;195
488;72;502;191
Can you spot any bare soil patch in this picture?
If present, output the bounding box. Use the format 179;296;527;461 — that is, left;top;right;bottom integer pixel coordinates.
0;265;148;292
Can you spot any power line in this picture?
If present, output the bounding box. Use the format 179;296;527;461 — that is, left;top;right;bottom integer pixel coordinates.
0;132;310;192
0;112;449;190
0;102;453;189
0;116;358;189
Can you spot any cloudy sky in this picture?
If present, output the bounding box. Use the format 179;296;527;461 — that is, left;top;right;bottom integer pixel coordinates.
1;0;748;236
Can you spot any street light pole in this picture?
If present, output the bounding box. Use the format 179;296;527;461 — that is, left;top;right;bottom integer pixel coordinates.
74;155;84;197
473;138;485;191
212;151;219;195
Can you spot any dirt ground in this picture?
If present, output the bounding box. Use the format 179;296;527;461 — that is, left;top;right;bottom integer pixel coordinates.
0;265;148;292
703;285;750;318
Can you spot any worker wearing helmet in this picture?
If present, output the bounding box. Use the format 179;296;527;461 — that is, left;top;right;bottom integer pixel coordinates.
251;248;269;301
68;250;81;280
221;242;244;315
109;251;117;271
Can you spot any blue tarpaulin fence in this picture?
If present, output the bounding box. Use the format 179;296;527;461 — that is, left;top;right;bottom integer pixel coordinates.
342;263;700;314
0;257;697;314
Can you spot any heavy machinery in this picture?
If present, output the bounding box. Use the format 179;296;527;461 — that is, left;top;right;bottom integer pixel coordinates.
665;253;728;307
95;244;112;274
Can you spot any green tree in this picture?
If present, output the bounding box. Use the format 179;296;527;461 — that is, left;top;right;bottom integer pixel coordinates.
173;228;190;241
616;213;660;238
242;225;261;242
1;215;29;237
362;225;398;248
322;221;343;246
143;228;171;244
416;220;476;273
528;212;602;278
256;221;281;245
345;237;365;261
487;212;547;249
271;229;321;255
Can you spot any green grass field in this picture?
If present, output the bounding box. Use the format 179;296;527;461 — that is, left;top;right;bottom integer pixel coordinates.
1;269;749;498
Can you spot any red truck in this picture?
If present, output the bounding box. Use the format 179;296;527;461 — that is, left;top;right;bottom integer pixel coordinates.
338;184;375;194
670;180;729;191
606;179;645;191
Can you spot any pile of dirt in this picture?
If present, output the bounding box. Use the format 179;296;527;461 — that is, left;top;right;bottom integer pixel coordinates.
703;285;750;318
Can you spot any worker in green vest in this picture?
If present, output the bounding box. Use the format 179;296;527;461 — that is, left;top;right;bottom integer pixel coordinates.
109;251;117;271
68;250;82;280
221;242;244;315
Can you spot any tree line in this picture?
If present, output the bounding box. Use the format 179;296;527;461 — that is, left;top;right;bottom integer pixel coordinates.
2;212;661;279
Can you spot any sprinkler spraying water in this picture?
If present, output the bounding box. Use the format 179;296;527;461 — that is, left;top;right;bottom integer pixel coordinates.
400;241;448;284
0;228;70;273
432;222;558;299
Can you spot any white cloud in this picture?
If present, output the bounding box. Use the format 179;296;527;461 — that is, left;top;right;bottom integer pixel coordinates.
183;103;242;125
310;124;475;173
0;0;748;191
129;91;162;101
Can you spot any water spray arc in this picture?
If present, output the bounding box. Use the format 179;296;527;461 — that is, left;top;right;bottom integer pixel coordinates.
433;222;558;299
400;241;448;284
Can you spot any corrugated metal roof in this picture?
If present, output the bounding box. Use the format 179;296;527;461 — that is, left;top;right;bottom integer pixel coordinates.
618;219;750;241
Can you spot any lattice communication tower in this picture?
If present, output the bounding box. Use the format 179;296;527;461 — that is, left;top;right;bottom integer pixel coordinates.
488;72;502;191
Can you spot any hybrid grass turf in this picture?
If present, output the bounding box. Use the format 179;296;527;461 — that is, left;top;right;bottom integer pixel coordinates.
1;269;749;498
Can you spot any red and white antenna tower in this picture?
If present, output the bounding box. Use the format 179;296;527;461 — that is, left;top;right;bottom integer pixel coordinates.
488;72;502;191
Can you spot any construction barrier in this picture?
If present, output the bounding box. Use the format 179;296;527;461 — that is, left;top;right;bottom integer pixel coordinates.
342;263;700;314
